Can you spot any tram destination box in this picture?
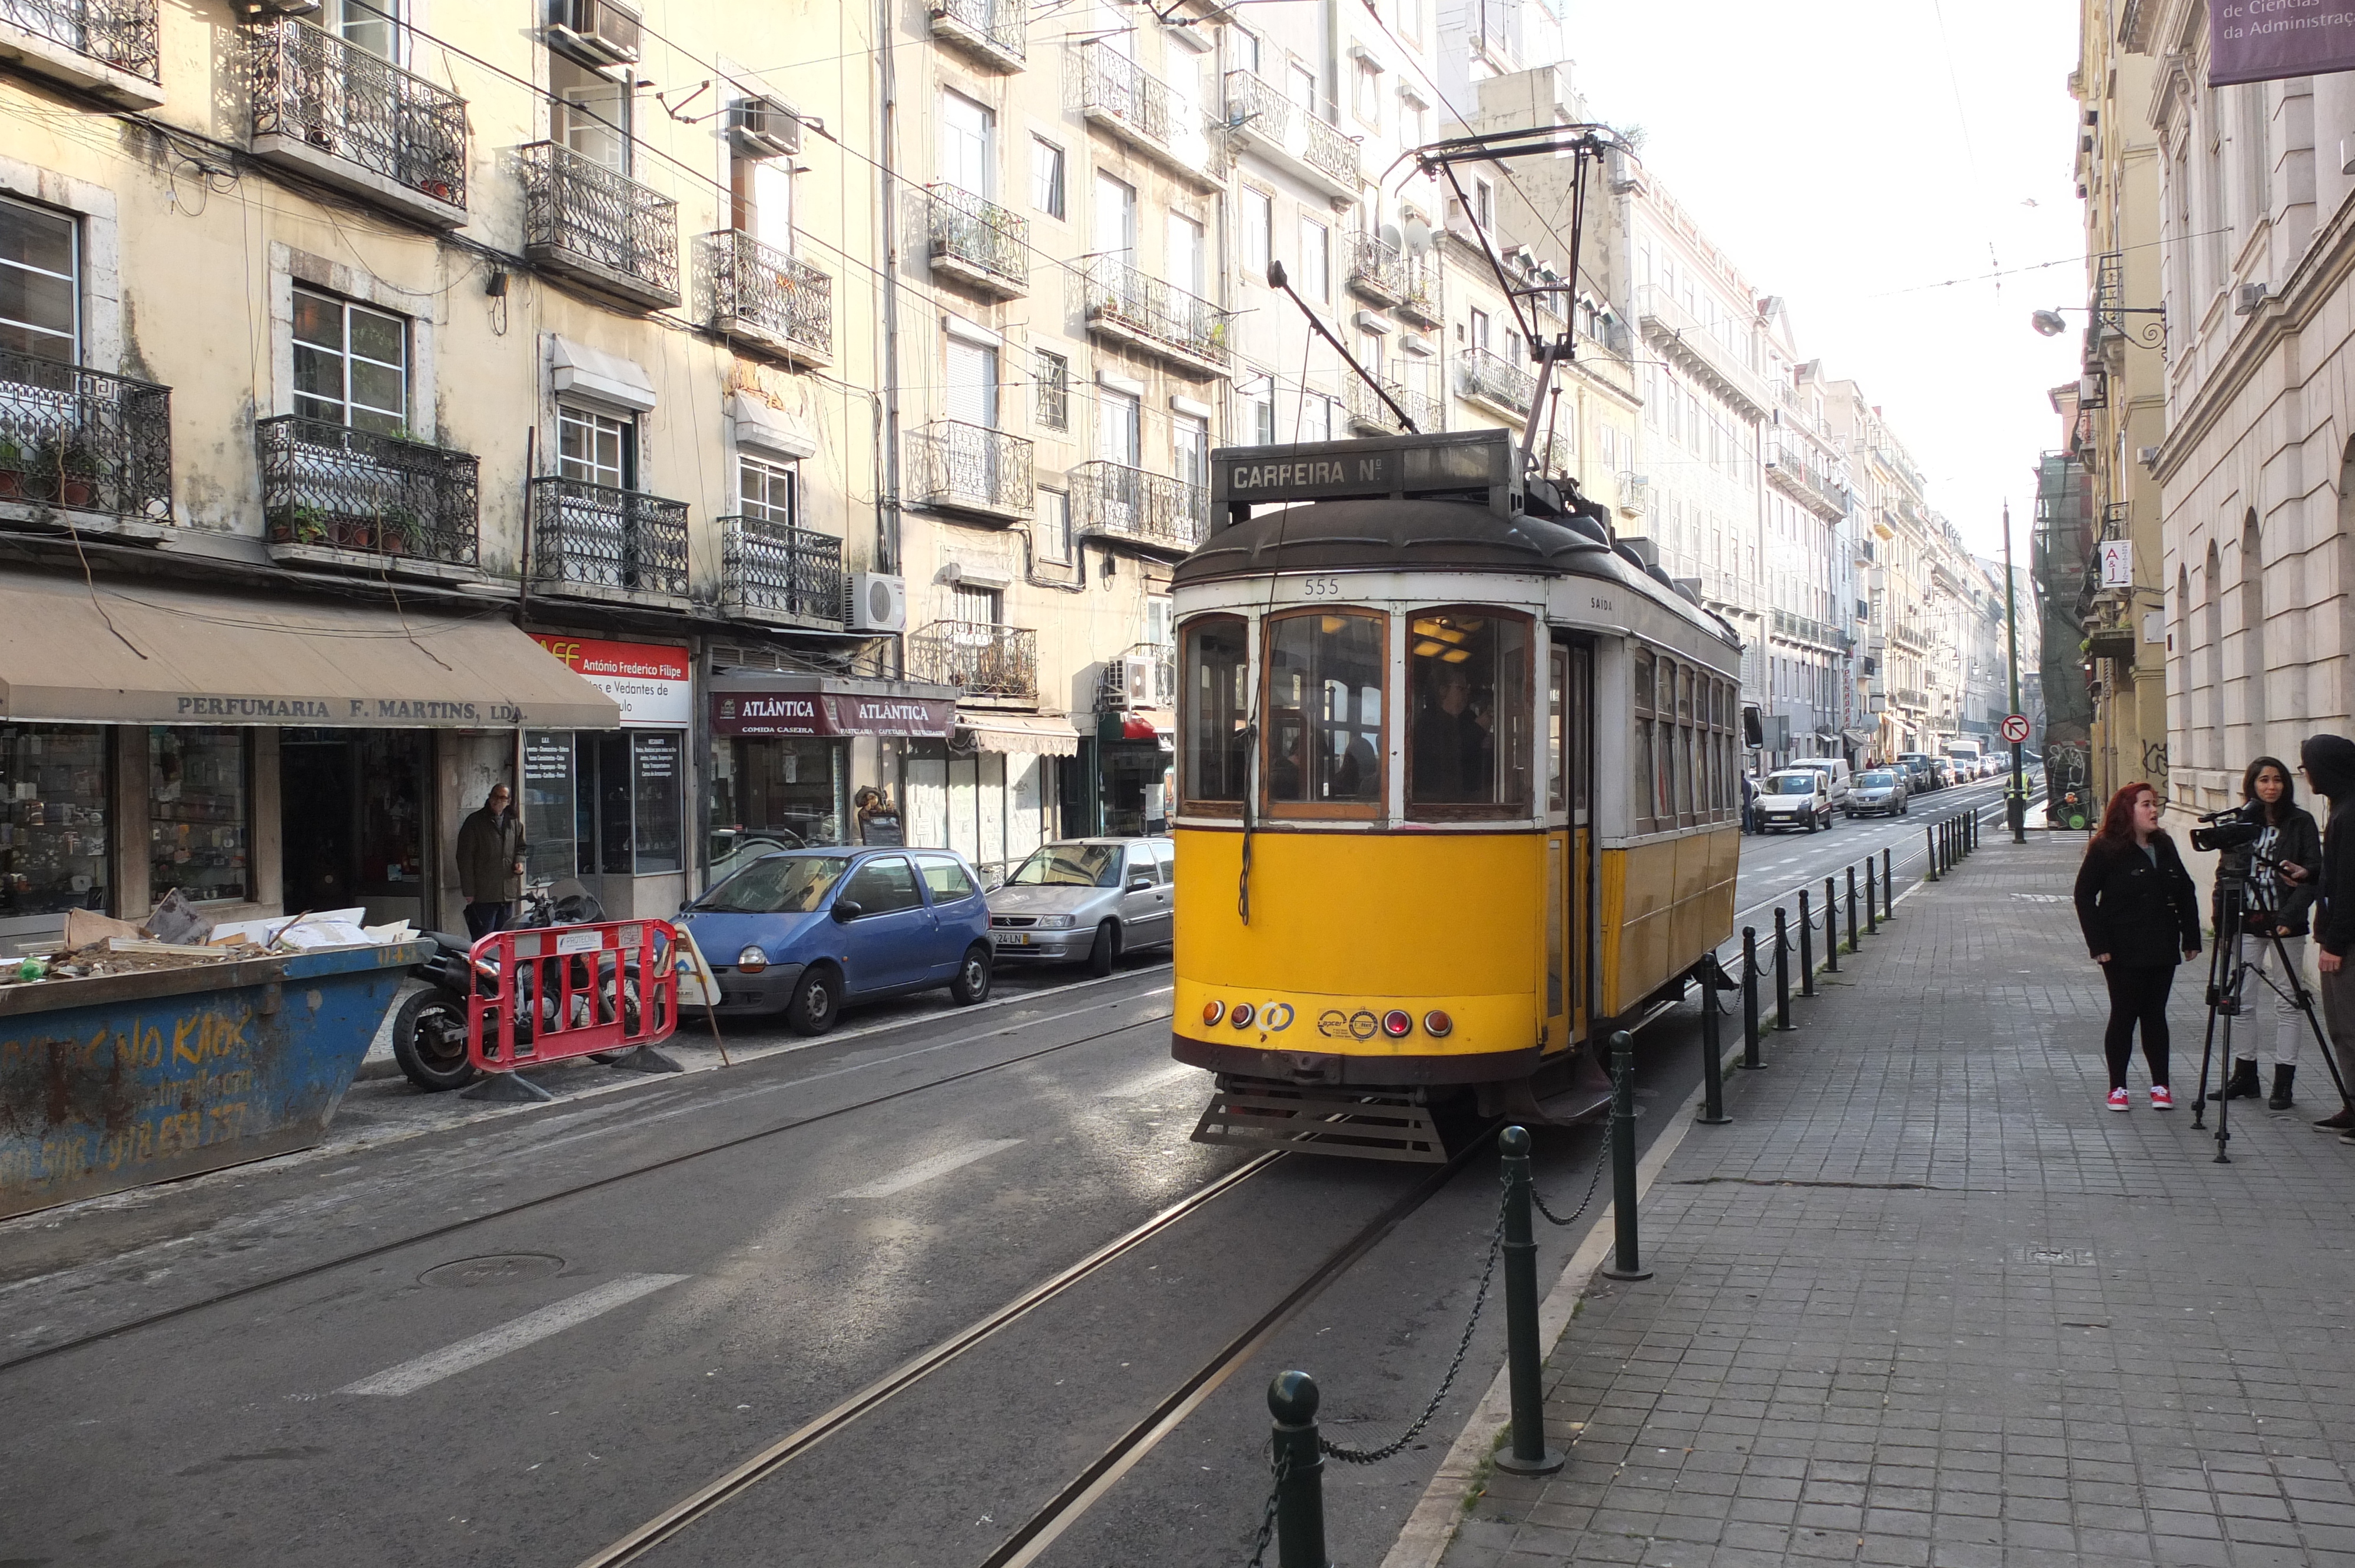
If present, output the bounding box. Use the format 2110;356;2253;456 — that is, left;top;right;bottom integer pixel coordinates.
1212;429;1523;520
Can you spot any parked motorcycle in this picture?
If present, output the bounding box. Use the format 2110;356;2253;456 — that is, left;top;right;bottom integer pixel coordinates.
391;879;644;1092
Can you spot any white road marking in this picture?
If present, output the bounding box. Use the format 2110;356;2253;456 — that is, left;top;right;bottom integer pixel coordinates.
834;1138;1024;1198
339;1273;689;1396
1105;1063;1195;1099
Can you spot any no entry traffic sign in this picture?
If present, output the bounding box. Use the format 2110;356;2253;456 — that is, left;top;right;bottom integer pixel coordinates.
2001;713;2032;744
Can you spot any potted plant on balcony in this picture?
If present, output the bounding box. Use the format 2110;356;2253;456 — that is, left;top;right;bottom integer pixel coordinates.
379;504;426;557
0;435;24;500
26;432;101;509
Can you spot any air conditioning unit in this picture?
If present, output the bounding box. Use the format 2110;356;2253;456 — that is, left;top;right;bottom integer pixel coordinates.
847;572;907;633
548;0;642;68
728;96;802;159
1109;655;1157;710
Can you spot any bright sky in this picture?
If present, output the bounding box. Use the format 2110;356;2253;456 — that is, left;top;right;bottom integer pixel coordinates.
1557;0;2088;559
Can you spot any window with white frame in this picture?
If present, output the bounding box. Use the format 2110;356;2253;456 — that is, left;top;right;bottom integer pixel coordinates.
954;583;1003;626
552;54;629;172
558;404;633;489
1039;486;1072;562
320;0;397;58
1298;217;1329;303
293;285;407;433
1242;188;1272;280
739;454;797;526
1033;348;1069;430
1351;56;1381;127
1031;136;1066;218
1147;595;1173;646
0;197;78;363
939;89;993;197
1241;374;1275;446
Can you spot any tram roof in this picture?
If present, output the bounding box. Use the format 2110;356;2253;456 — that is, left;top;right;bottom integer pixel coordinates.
1172;497;1739;645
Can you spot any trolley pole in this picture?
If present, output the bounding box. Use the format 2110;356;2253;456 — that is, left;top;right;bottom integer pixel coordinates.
2004;499;2028;843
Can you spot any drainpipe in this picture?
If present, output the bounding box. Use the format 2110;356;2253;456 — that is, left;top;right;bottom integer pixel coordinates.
876;0;904;589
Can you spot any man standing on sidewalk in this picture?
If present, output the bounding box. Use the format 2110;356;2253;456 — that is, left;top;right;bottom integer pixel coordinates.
456;782;526;941
2298;736;2355;1129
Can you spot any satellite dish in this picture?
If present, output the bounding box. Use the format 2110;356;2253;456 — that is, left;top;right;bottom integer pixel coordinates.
1378;221;1404;253
1401;217;1434;256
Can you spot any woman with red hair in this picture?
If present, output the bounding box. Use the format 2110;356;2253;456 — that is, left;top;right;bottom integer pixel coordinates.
2073;781;2203;1109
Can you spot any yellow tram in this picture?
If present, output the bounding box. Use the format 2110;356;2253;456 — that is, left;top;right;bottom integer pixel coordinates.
1169;428;1744;1160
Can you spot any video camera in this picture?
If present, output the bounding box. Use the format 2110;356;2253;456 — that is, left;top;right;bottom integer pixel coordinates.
2191;802;2263;853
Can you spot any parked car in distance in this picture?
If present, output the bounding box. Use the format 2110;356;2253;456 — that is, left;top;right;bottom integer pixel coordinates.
1895;753;1939;791
987;837;1173;975
1754;769;1835;833
1931;758;1956;789
1847;768;1910;817
679;846;995;1034
1785;756;1852;813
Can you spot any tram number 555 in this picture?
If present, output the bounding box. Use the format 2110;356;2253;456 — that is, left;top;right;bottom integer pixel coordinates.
1296;577;1348;598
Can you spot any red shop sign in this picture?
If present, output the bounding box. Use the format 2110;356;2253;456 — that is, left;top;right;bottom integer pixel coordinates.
530;635;692;682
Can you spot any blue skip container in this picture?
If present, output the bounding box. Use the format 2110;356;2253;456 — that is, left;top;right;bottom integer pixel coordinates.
0;942;424;1220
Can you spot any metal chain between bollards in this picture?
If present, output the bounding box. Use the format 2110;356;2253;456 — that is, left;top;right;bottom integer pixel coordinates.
1530;1125;1614;1227
1318;1190;1507;1466
1242;1453;1286;1568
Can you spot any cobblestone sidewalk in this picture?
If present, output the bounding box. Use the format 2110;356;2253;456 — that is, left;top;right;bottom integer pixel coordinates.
1441;830;2355;1568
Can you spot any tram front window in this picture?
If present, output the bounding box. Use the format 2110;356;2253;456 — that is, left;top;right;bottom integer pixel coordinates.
1181;615;1249;808
1409;611;1530;812
1265;610;1384;813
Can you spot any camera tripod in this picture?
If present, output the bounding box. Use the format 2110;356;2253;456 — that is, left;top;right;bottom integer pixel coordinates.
2191;878;2353;1162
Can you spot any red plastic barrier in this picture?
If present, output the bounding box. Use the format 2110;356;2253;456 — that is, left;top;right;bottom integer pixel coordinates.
465;919;679;1075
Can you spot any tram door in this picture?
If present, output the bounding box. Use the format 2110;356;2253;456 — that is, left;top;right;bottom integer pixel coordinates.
1544;639;1596;1049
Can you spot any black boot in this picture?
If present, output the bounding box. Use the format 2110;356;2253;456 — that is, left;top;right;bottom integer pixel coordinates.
2270;1065;2297;1110
2224;1059;2263;1099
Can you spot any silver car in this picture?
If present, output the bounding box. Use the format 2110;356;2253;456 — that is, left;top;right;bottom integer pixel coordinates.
986;837;1174;974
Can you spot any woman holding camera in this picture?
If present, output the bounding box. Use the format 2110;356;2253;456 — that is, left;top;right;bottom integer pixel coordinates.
2211;756;2321;1108
2074;781;2202;1110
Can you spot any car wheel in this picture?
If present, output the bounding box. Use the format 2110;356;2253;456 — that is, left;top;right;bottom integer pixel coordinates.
392;988;477;1092
1087;920;1119;977
787;966;840;1036
951;944;993;1005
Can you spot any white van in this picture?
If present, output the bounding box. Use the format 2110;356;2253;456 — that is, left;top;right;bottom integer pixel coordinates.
1756;769;1835;833
1785;756;1852;812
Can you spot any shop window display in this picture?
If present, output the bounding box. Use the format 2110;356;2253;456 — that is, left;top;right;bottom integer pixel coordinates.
1;725;110;919
150;727;250;903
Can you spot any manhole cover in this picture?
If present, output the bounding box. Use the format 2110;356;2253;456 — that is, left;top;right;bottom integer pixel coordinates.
421;1253;565;1288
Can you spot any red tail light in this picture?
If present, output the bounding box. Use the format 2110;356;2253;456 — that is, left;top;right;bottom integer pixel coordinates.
1202;1000;1224;1026
1381;1009;1412;1038
1230;1002;1256;1028
1422;1010;1453;1037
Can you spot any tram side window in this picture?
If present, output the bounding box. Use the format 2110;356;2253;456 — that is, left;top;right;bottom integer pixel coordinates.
1631;649;1656;833
1653;657;1675;826
1546;647;1568;816
1265;610;1385;814
1181;616;1250;810
1408;610;1531;814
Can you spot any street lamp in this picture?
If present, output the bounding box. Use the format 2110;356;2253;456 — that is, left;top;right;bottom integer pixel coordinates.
2027;301;2165;350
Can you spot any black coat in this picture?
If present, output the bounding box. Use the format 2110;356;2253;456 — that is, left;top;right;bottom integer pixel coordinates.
2215;806;2321;936
2304;735;2355;956
2074;833;2201;967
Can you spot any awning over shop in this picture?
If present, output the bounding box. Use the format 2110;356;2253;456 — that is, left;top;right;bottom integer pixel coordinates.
0;574;619;728
1842;728;1876;748
1097;709;1176;746
958;713;1081;756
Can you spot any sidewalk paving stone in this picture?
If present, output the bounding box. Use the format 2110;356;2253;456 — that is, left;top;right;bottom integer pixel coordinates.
1435;830;2355;1568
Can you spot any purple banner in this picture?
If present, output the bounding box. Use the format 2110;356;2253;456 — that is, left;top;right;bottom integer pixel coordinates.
2211;1;2355;87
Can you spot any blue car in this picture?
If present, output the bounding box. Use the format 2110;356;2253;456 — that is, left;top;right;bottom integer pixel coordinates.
679;847;995;1035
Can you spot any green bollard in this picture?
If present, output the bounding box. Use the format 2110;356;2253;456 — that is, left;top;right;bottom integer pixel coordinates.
1268;1371;1329;1568
1600;1030;1652;1281
1494;1127;1565;1474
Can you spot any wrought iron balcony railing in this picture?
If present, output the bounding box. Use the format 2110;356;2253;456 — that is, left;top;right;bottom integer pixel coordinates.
719;514;844;624
528;475;690;599
1079;39;1173;154
247;19;467;220
928;0;1023;67
1634;283;1771;420
698;230;831;363
1069;460;1206;555
1770;607;1839;649
1220;68;1355;198
1456;344;1534;416
0;0;158;86
910;420;1034;519
927;184;1029;294
1221;67;1288;141
1301;111;1358;191
1345;377;1441;437
1766;437;1847;520
906;620;1037;700
0;348;170;519
1081;255;1228;372
1345;230;1406;305
257;415;478;566
518;141;680;308
1397;255;1441;327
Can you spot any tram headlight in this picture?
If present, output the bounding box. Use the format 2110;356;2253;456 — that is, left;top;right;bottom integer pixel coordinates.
1381;1009;1413;1038
737;946;768;973
1422;1010;1453;1038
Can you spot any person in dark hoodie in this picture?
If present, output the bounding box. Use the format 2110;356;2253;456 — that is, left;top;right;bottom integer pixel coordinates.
2210;756;2323;1109
2297;734;2355;1130
2074;780;2201;1111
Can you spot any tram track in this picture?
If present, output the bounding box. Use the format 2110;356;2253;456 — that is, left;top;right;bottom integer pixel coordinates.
0;983;1179;1377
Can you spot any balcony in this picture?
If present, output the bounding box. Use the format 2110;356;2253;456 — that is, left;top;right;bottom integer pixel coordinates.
527;475;690;607
257;416;479;576
1080;256;1229;378
1220;69;1360;204
518;141;679;310
1633;284;1771;421
719;514;844;627
0;0;160;106
1764;438;1847;521
1345;377;1442;437
906;620;1037;701
1396;255;1442;329
0;348;171;530
910;421;1034;523
697;230;831;367
1345;231;1405;307
928;0;1023;72
1070;460;1205;557
1892;687;1929;710
1769;607;1839;650
926;185;1028;298
1077;40;1218;187
247;19;467;228
1456;344;1534;419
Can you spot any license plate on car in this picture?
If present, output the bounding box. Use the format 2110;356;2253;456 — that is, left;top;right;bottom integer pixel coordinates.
996;932;1031;945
